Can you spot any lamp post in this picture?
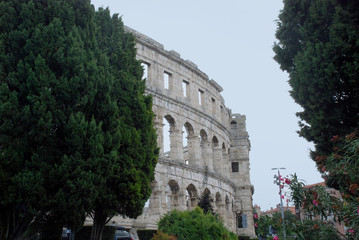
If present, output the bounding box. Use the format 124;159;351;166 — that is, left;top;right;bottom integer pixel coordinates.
272;167;286;240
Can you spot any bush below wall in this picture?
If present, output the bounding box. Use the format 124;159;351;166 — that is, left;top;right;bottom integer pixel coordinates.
137;229;157;240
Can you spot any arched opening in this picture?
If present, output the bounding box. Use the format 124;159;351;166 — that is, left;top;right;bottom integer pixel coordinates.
212;136;219;147
199;129;208;144
163;115;176;157
212;136;222;174
198;188;213;214
186;184;198;209
166;180;180;210
183;122;195;165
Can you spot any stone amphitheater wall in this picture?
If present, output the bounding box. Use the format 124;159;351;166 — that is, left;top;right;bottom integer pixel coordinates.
89;26;256;238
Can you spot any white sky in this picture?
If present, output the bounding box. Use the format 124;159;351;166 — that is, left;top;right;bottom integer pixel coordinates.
91;0;323;212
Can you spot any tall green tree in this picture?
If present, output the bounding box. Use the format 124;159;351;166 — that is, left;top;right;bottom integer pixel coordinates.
88;7;158;240
0;0;102;238
0;1;158;239
273;0;359;184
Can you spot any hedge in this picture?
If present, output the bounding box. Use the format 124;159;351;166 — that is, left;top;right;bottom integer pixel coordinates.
137;229;157;240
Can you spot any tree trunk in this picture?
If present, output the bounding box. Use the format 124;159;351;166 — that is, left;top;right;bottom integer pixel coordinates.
40;222;62;240
0;206;34;240
90;208;108;240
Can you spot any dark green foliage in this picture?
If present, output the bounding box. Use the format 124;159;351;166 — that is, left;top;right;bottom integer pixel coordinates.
76;226;116;240
76;226;93;240
0;0;158;239
237;236;250;240
0;0;101;238
150;231;177;240
197;189;213;214
157;207;237;240
273;0;359;179
255;211;340;240
89;7;159;240
137;230;158;240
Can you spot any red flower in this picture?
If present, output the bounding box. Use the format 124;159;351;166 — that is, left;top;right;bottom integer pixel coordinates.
284;178;291;185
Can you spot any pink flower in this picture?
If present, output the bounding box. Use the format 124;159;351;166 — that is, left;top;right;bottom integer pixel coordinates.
273;236;279;240
286;199;289;203
281;195;284;199
254;213;258;219
313;199;318;206
255;222;258;227
285;178;291;185
348;229;354;234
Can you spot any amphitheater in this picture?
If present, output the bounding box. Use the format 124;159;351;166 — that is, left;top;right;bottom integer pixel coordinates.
110;26;255;238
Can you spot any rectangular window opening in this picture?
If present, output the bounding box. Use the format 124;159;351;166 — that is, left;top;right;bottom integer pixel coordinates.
141;62;149;80
182;80;189;98
237;214;247;228
198;89;204;105
232;162;239;172
211;97;216;114
164;71;171;89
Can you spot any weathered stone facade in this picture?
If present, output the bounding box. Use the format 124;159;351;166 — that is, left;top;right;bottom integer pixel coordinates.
94;26;255;237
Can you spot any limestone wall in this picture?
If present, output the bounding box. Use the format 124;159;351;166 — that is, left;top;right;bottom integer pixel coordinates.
105;26;255;238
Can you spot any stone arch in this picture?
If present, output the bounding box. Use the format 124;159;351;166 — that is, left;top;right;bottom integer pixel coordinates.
183;122;195;136
212;136;222;174
212;136;219;146
198;188;213;213
221;143;229;175
166;179;180;210
162;115;176;155
186;183;198;209
199;129;211;169
183;122;200;165
199;129;208;143
164;115;183;161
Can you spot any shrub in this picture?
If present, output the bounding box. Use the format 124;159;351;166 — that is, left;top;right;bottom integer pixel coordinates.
158;207;237;240
238;236;250;240
151;231;177;240
137;229;158;240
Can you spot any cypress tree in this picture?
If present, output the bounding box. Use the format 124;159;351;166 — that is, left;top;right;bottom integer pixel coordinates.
0;1;158;239
88;8;158;240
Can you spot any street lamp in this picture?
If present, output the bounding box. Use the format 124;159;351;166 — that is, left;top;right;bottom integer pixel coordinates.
272;167;286;240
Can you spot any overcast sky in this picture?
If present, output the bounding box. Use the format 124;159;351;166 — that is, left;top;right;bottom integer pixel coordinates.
91;0;324;211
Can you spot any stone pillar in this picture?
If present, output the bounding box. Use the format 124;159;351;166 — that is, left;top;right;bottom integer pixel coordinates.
169;129;183;162
178;189;187;211
154;118;164;156
187;135;201;166
213;145;223;175
149;189;162;215
201;140;213;171
222;150;229;176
